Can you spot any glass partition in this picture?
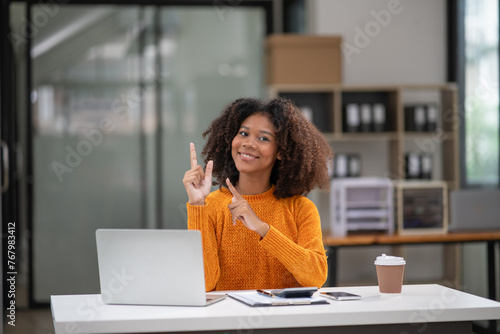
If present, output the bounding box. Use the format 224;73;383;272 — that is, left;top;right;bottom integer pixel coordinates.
31;5;264;303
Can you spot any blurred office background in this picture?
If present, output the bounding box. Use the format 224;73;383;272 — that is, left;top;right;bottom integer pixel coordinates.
7;3;270;306
1;0;498;321
30;5;265;303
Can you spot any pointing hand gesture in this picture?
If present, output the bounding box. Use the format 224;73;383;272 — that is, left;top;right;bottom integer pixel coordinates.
226;178;270;238
182;143;213;206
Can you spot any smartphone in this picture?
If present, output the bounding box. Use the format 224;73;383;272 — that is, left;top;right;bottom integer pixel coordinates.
320;291;361;301
270;287;317;298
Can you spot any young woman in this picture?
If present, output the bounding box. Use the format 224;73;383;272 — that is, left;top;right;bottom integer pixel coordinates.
182;97;333;291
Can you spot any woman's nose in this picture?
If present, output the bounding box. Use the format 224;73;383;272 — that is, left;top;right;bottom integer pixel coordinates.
242;137;256;148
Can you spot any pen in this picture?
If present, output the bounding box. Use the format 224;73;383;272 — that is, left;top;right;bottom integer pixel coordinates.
257;289;276;298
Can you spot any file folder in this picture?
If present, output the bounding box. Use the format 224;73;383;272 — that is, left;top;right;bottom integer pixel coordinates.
228;291;329;307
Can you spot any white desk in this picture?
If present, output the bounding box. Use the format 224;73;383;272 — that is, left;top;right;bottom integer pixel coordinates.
51;284;500;334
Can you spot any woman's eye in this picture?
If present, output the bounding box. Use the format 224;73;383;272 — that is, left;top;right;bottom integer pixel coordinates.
239;131;248;137
259;136;270;142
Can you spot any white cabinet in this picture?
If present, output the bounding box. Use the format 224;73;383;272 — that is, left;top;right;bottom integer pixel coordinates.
331;178;394;237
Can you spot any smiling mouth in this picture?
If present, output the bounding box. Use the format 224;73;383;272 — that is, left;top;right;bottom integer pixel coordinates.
239;152;258;160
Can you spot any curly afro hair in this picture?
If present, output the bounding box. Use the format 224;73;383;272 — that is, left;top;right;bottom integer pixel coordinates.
201;97;334;199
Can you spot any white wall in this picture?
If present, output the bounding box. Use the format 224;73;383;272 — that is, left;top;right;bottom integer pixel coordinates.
309;0;446;85
308;0;453;286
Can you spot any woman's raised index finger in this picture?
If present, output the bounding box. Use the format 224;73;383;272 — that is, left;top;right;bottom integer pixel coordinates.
190;142;198;168
226;178;243;199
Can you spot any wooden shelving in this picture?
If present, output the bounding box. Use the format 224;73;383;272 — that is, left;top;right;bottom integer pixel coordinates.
268;83;460;190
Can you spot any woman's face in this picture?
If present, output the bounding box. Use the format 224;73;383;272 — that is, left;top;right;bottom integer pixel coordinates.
231;112;279;178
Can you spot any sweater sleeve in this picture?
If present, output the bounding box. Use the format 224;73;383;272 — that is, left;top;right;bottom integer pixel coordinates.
186;203;220;291
259;198;328;288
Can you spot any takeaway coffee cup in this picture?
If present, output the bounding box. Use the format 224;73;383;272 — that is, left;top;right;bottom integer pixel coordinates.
374;254;406;294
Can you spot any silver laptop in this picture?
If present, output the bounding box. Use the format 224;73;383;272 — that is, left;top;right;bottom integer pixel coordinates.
95;229;226;306
449;189;500;231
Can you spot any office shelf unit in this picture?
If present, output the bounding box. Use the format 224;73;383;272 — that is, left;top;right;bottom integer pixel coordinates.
268;84;460;190
395;181;448;235
331;178;394;237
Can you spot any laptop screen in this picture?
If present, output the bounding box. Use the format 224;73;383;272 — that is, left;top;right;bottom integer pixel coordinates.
96;229;209;306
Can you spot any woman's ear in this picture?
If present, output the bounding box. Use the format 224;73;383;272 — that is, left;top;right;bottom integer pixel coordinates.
277;152;283;160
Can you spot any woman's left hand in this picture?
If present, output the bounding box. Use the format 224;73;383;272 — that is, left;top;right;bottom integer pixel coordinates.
226;179;270;238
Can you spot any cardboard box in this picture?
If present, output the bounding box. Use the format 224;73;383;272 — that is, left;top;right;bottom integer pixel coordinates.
266;34;342;85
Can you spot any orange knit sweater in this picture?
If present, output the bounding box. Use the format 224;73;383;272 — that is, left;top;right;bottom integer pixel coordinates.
187;185;328;291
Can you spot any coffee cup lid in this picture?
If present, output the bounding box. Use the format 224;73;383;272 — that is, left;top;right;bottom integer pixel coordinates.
374;254;406;265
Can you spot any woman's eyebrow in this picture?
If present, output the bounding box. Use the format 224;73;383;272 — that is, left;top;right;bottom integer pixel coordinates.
239;125;275;138
259;130;275;138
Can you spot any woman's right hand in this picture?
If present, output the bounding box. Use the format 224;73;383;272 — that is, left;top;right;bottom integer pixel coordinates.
182;142;213;206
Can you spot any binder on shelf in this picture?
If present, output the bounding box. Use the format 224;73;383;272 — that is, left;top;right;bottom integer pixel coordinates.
405;152;421;179
344;102;388;133
405;152;433;180
421;154;432;180
372;103;386;132
426;104;438;131
300;106;313;123
334;154;349;178
414;106;426;131
333;153;361;178
405;105;426;132
344;103;360;132
279;92;333;133
348;154;361;177
360;104;372;132
404;103;439;132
